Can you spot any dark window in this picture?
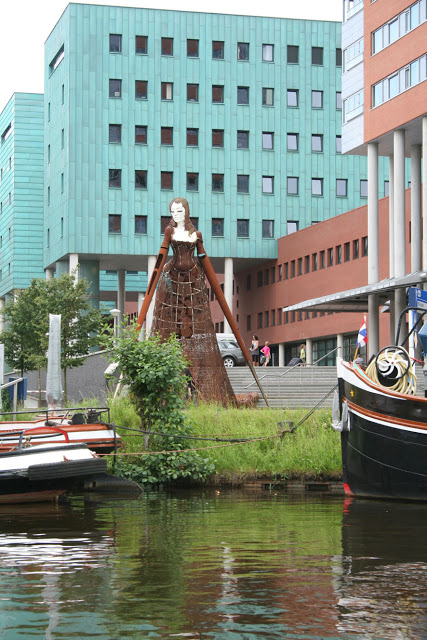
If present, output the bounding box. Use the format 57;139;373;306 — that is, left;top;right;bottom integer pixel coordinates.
328;247;334;266
161;37;173;56
312;253;318;271
109;79;122;98
187;128;198;146
287;89;298;107
237;86;249;104
109;124;121;143
262;87;274;106
237;130;249;148
262;132;274;150
212;85;224;102
312;90;323;108
212;41;224;59
247;315;252;330
187;172;199;191
262;44;274;61
312;134;323;152
161;217;170;233
187;83;199;101
258;312;263;329
312;46;323;65
277;308;282;325
336;245;342;264
305;255;310;273
353;239;359;259
238;42;249;60
265;310;269;327
135;170;147;189
247;274;252;290
212;129;224;147
336;179;348;197
287;177;299;195
257;271;263;286
109;214;121;233
109;169;121;188
291;261;295;277
320;250;325;269
161;127;173;145
109;34;122;53
264;269;270;285
135;215;147;234
285;263;289;279
278;264;282;281
344;242;350;261
237;220;249;237
362;236;368;256
336;47;342;66
161;171;173;190
212;218;224;236
49;45;64;74
298;258;303;275
135;80;147;99
360;179;368;198
161;82;173;100
135;125;147;144
287;45;299;63
237;174;249;193
262;220;274;238
212;174;224;192
136;35;147;54
187;39;199;57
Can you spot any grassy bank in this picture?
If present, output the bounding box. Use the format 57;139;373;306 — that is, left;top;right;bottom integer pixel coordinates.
109;397;342;482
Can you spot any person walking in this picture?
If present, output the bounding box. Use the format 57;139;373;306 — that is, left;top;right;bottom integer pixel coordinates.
260;341;271;367
299;343;306;365
250;335;260;366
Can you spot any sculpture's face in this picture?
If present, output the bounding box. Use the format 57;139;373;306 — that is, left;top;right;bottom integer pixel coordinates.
171;201;186;224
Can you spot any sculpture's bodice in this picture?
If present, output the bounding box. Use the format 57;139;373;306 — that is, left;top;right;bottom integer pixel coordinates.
170;239;198;272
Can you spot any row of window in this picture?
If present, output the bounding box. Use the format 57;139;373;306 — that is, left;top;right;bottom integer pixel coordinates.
249;307;342;331
109;34;342;66
372;53;426;108
372;0;426;55
109;123;343;153
0;124;12;145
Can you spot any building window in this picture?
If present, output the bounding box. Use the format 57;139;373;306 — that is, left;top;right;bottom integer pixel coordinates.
247;274;252;290
109;124;121;143
265;310;269;327
212;129;224;147
109;169;121;188
291;260;296;277
161;37;173;56
47;144;51;163
212;41;224;59
258;312;263;329
135;170;147;189
384;180;389;197
298;257;303;275
262;176;274;194
262;88;274;106
264;269;270;286
305;255;310;273
161;171;173;190
362;236;368;256
287;221;298;234
212;174;224;192
262;44;274;62
237;130;249;149
353;239;359;259
312;178;323;196
312;46;323;65
109;34;122;53
135;125;147;144
238;42;249;60
311;134;323;152
344;242;350;262
312;253;318;271
61;128;64;148
336;47;342;66
336;178;348;197
336;91;342;109
161;127;173;145
258;271;263;287
47;186;50;205
136;35;148;54
212;218;224;236
161;216;170;233
287;177;299;195
61;172;64;193
262;220;274;238
49;45;64;74
312;90;323;108
187;172;199;191
237;175;249;193
287;45;299;63
360;179;368;198
237;219;249;237
135;80;147;99
247;315;252;330
237;86;249;104
109;214;121;233
336;136;342;154
62;84;65;104
336;245;342;264
212;85;224;102
161;82;173;100
187;128;198;146
287;89;298;107
187;39;199;57
262;132;274;150
109;79;122;98
187;83;199;102
343;89;364;121
277;308;282;325
372;2;425;56
287;133;298;151
285;263;289;279
135;215;147;234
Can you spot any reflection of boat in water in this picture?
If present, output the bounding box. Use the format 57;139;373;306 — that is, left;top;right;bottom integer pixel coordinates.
336;499;427;639
334;306;427;501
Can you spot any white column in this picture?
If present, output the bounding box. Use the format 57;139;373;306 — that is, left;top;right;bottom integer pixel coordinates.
69;253;79;280
146;255;156;336
368;294;380;359
224;257;233;334
336;333;344;360
395;288;406;344
423;116;427;276
45;268;54;280
389;291;396;344
368;142;379;284
388;155;395;278
306;338;313;366
411;144;422;273
278;342;285;367
394;130;406;278
117;269;126;332
137;292;145;340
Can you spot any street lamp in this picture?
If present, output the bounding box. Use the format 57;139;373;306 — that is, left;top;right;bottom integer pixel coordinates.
109;308;121;338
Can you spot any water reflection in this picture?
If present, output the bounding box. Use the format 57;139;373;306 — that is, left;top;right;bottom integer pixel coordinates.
0;490;425;639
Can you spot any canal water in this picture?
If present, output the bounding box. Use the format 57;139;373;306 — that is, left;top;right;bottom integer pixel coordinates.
0;489;426;639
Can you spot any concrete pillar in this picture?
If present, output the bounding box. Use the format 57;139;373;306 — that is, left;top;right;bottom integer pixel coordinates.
394;130;406;278
411;144;422;273
146;255;156;336
278;342;285;367
137;292;144;314
0;299;4;333
388;155;395;278
336;333;344;360
224;257;233;334
423;116;427;275
45;268;54;280
389;291;396;345
69;253;79;280
367;142;379;284
368;294;380;359
117;269;126;332
79;260;100;310
394;288;406;344
306;338;313;366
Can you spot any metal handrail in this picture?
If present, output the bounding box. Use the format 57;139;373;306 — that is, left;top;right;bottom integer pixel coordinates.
0;378;24;420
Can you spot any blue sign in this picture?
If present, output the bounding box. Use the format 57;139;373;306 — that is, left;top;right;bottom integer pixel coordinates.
408;287;427;310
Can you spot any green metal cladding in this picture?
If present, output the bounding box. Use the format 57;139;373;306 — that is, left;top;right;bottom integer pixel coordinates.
44;3;388;268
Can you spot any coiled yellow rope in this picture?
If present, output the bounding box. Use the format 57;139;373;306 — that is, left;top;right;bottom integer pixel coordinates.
365;346;417;395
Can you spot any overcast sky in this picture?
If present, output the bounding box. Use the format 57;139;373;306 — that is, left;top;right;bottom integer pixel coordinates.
0;0;342;113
